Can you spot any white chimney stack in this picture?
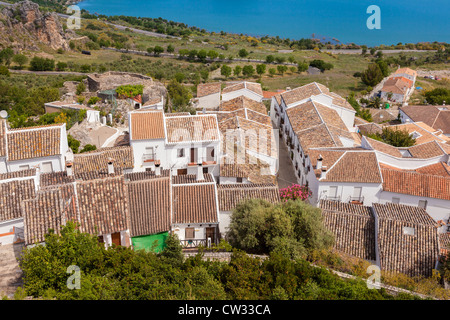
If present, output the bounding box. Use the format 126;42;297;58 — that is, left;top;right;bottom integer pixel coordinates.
66;162;73;176
155;162;161;176
320;166;327;179
197;163;204;181
316;154;323;170
107;158;114;175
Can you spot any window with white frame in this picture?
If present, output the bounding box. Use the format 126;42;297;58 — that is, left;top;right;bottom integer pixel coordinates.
418;200;427;210
41;162;53;173
392;197;400;204
185;227;195;239
177;148;185;158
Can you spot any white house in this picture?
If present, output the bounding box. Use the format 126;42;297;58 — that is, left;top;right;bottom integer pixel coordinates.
195;82;221;110
0;121;70;174
270;82;356;130
221;81;264;102
128;110;220;176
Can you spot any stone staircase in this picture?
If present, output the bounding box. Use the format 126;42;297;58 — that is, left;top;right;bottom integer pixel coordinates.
0;243;24;298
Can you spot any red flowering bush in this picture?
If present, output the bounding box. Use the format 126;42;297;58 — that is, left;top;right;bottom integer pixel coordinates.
279;184;311;202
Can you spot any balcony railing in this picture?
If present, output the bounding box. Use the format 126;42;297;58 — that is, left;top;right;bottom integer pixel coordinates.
180;238;218;248
142;153;156;162
325;196;341;201
349;196;365;205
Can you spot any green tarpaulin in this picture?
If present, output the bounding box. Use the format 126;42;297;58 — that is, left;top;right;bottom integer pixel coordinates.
131;232;169;253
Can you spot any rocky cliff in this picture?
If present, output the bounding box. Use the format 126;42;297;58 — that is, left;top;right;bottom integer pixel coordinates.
0;0;70;51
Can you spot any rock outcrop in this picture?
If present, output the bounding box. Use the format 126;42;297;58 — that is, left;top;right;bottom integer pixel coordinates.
0;0;69;51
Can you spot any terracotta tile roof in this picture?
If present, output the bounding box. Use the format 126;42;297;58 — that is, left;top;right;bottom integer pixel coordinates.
217;183;280;211
286;100;355;153
219;154;276;184
73;146;134;174
357;123;383;136
172;173;215;185
354;116;369;126
0;168;36;181
172;183;218;224
394;67;417;77
197;82;221;98
127;177;171;237
263;90;286;99
373;203;439;278
439;233;450;255
364;137;403;157
165;114;219;143
22;188;74;244
220;95;267;114
281;82;325;106
222;81;263;97
413;162;450;177
407;141;446;158
381;167;450;201
245;109;272;127
40;171;75;188
0;120;6;158
75;176;129;235
400;105;450;135
318;151;382;183
164;112;191;117
125;170;171;181
7;125;63;161
0;179;36;222
381;77;411;95
129;111;165;140
320;200;376;261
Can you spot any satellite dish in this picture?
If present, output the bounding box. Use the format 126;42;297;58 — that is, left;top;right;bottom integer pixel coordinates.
0;110;8;119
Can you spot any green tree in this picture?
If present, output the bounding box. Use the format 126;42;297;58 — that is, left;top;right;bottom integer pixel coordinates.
376;59;389;77
200;69;209;82
424;88;450;105
29;57;55;71
56;61;68;71
80;144;97;153
153;46;164;56
309;59;333;72
233;65;242;77
207;50;219;60
256;64;266;77
238;49;249;58
297;61;309;73
166;44;175;53
12;54;28;69
76;82;86;95
0;66;10;77
221;65;232;78
67;134;80;153
242;65;255;77
277;65;287;75
265;55;275;63
361;63;384;87
167;79;193;111
197;49;208;63
0;48;14;66
268;68;276;77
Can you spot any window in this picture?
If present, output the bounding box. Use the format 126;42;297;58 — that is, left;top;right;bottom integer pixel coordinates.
329;186;338;198
144;147;155;161
41;162;53;173
207;147;215;161
19;165;29;171
418;200;428;210
403;226;415;236
392;197;400;204
237;177;243;183
353;187;362;199
177;148;185;158
203;167;208;174
185;227;195;239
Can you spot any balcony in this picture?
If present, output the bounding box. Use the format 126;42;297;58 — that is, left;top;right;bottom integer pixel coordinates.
180;238;218;248
349;196;365;205
325;196;341;202
142;153;156;163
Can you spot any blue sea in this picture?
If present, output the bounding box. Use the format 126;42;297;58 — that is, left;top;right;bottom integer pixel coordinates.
77;0;450;46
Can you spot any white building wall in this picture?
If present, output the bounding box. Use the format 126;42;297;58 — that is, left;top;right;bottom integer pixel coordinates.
222;89;263;102
6;155;64;174
197;93;221;110
130;139;166;172
0;218;23;245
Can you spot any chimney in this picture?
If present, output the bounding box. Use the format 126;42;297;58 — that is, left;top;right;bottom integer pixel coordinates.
155;161;161;176
320;166;327;179
66;162;73;176
316;154;323;170
107;158;114;175
197;162;204;181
